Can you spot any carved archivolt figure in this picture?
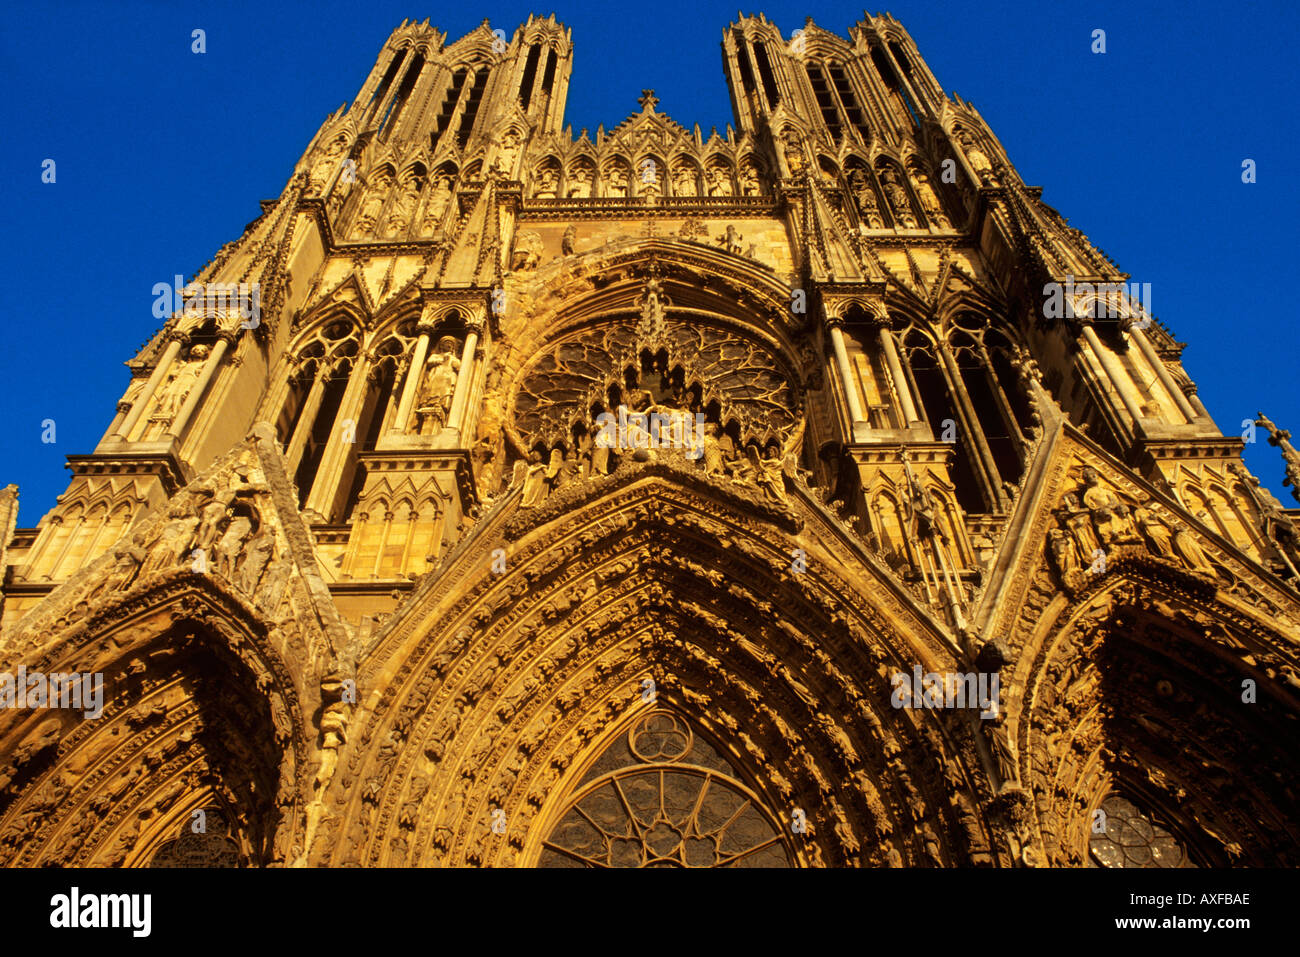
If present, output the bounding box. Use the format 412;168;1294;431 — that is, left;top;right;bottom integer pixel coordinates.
414;338;461;435
1171;522;1215;575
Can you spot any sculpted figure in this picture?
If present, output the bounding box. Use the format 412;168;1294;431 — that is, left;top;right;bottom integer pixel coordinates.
142;501;201;575
1133;505;1173;557
848;170;884;228
238;528;276;593
673;166;697;197
959;132;995;184
707;167;732;196
879;168;917;227
605;165;629;197
384;173;422;236
149;345;208;432
534;165;558;198
215;514;253;578
194;488;235;553
1047;527;1078;580
1171;522;1215;575
521;451;549;507
739;163;760;196
353;168;393;237
910;170;950;228
307;136;347;194
1081;467;1135;545
561;224;577;256
421;176;453;234
414;338;461;435
567;165;593;198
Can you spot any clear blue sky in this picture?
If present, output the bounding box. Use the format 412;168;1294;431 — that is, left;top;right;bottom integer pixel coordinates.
2;0;1297;526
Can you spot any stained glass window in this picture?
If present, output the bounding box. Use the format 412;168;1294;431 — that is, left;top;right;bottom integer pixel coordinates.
539;710;793;868
1089;794;1189;868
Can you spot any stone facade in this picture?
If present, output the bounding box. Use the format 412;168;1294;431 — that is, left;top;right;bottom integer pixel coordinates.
1;13;1298;867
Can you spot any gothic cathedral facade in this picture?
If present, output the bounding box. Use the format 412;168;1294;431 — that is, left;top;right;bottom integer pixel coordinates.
1;14;1298;868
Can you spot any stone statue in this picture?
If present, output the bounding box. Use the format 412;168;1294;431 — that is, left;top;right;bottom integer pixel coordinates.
353;168;393;237
215;514;253;578
848;170;884;228
1171;522;1215;575
718;225;743;254
567;166;593;198
1081;467;1135;545
959;132;995;185
561;224;577;256
707;167;732;196
384;174;422;236
148;345;208;433
605;165;629;197
421;176;453;234
535;166;558;199
307;136;347;194
910;170;949;228
879;168;917;227
739;164;760;196
511;230;544;271
414;338;461;435
673;166;697;197
521;451;548;507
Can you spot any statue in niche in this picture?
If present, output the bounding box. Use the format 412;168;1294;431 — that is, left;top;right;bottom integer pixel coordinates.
910;169;950;228
907;476;943;541
492;130;521;177
535;166;558;198
673;166;697;197
308;136;348;194
848;170;884;228
567;166;593;198
958;132;995;185
147;345;208;435
421;176;453;234
739;164;760;196
414;337;461;435
706;167;732;196
353;168;393;237
385;173;422;236
782;130;805;175
605;166;629;197
878;168;917;227
521;451;549;506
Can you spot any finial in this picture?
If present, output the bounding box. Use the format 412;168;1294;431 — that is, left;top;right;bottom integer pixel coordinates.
638;89;659;110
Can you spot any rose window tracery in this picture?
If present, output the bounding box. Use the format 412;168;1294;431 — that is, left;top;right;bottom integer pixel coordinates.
1088;794;1190;868
538;710;793;868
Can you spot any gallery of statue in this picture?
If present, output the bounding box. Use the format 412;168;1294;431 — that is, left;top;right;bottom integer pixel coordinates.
2;13;1298;868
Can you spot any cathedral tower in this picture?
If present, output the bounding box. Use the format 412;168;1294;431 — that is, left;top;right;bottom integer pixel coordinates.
1;14;1298;868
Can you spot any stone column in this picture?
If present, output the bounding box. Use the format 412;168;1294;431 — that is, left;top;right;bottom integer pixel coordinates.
166;334;233;440
447;325;481;437
829;323;867;426
1128;325;1198;422
304;351;373;520
284;370;328;474
1082;325;1144;424
878;327;920;426
116;334;184;439
392;330;431;432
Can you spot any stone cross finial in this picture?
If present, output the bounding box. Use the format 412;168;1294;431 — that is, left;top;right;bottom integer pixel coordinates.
638;89;658;110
